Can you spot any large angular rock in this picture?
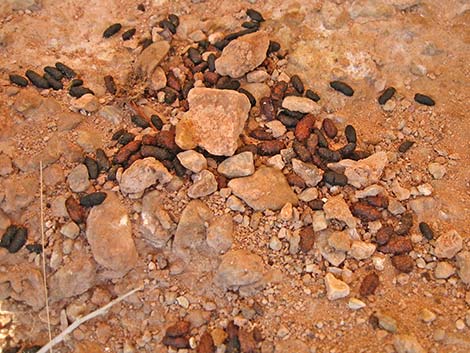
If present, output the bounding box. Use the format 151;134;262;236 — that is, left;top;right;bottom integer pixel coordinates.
140;190;175;248
86;192;138;275
228;167;298;211
135;40;170;78
215;31;270;78
323;195;358;228
214;249;266;296
119;157;172;196
292;159;324;187
328;152;388;188
217;152;255;178
175;88;251;156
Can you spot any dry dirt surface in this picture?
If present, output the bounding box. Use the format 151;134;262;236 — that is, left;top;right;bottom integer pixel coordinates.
1;0;470;353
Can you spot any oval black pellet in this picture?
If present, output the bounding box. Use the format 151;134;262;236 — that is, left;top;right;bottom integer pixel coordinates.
281;109;304;119
345;125;357;143
163;87;178;104
277;113;298;127
238;88;256;107
55;62;76;79
242;21;260;29
9;74;28;87
224;28;257;42
26;243;42;254
216;76;240;90
339;142;356;157
378;87;396;105
69;86;94;98
103;23;122;38
198;40;210;50
168;14;180;27
350;150;370;160
305;89;320;102
173;158;186;177
104;75;117;94
8;227;27;253
159;19;176;34
96;148;110;171
308;199;324;210
398;140;414;153
44;72;63;90
207;54;216;72
151;115;164;130
214;39;229;50
246;8;265;22
1;225;18;248
84;156;99;179
132;115;150;128
122;28;136;41
137;3;145;11
44;66;63;80
188;47;202;64
107;165;119;181
323;170;348;186
290;75;304;94
112;128;126;140
419;222;434;240
80;192;107;207
414;93;435;106
25;70;50;89
70;79;83;88
141;145;173;160
313;129;328;148
317;147;341;162
330;80;354;96
268;40;280;53
118;132;135;145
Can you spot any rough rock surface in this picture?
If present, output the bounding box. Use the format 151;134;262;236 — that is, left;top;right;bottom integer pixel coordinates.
188;170;218;198
67;164;90;192
0;264;44;310
393;334;426;353
228;167;298;211
215;31;270;78
175;88;251;156
274;339;310;353
119;157;172;196
323;195;358;228
434;230;463;259
206;214;233;254
140;190;175;248
281;96;321;114
292;159;324;187
86;192;138;274
217;152;255;178
328;152;388;188
325;273;350;300
177;150;207;173
135;40;170;78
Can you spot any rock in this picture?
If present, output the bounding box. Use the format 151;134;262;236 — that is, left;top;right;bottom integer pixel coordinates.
323;195;358;228
226;195;245;212
0;210;10;231
456;251;470;284
215;31;270;78
86;192;138;274
228;167;298;211
434;261;455;279
119;157;172;196
355;184;385;198
60;222;80;239
0;154;13;176
176;88;250;156
349;0;394;20
241;82;271;104
312;211;328;232
328;231;351;252
246;70;269;83
359;273;380;296
173;200;212;260
71;93;100;112
13;89;43;117
43;164;65;187
324;273;350;300
57;111;83;132
393;334;426;353
391;180;411;201
274;339;310;353
98;105;124;125
217;152;255;178
214;249;267;296
67;164;90;192
328;152;388;188
207;214;233;254
135;41;170;77
188;170;218;198
48;252;96;302
177;150;207;173
150;67;167;91
281;96;321;114
76;129;103;153
388;198;406;215
265;120;287;138
1;176;37;213
348;298;366;310
0;264;44;310
292;159;324;187
266;154;285;170
420;308;437;323
350;241;376;260
269;236;283;251
299;187;319;202
140;190;175;248
428;162;446;179
434;230;463;259
377;313;398;333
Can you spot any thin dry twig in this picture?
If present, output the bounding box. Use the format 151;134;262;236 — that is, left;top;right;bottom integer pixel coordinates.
36;286;144;353
39;160;53;353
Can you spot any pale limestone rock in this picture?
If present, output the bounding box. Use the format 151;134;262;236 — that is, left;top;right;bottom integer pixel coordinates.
150;67;167;91
207;213;233;254
323;195;358;228
282;96;321;114
456;251;470;284
228;167;298;211
175;88;250;156
215;32;270;78
428;162;446;179
328;152;388;188
434;261;455;279
60;222;80;239
67;164;90;193
292;159;324;187
177;150;207;173
140;190;175;248
246;70;270;83
119;157;172;196
393;334;426;353
188;170;217;198
265;120;287;138
328;231;351;252
350;241;376;260
325;273;350;300
312;211;328;232
71;93;100;112
135;41;170;77
217;152;254;178
434;230;463;259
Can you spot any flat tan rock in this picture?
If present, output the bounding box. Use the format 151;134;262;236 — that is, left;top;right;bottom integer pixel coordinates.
135;40;170;78
175;88;251;156
228;167;298;211
215;31;270;78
